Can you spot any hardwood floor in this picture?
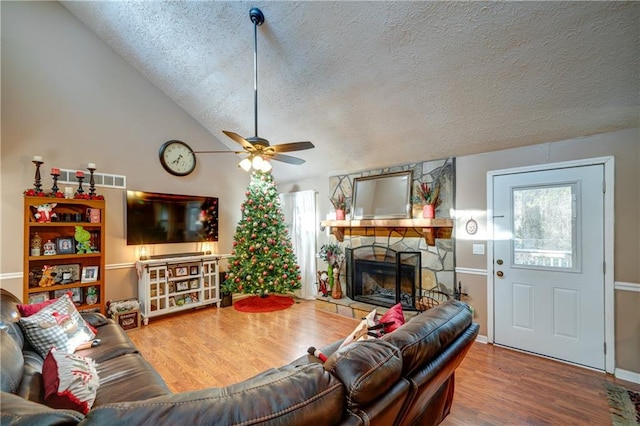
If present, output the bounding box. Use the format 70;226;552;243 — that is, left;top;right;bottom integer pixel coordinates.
128;300;639;424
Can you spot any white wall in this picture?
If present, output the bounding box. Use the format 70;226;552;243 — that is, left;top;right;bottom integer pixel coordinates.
1;1;248;300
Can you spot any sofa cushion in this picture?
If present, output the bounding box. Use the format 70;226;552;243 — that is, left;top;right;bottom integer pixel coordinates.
93;353;171;405
0;288;26;349
381;300;472;376
73;322;140;364
18;295;95;358
43;348;99;415
1;391;85;425
324;339;402;407
0;329;24;394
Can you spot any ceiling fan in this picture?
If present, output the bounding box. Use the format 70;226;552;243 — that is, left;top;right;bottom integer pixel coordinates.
194;7;314;169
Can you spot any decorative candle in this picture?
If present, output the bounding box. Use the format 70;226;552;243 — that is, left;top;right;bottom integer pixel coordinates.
51;167;60;175
87;163;96;169
33;155;43;162
76;171;84;178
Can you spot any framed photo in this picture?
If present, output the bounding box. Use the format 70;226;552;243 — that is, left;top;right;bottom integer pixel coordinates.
56;237;75;255
168;282;175;294
54;287;82;304
81;266;99;283
167;268;173;278
168;296;176;307
189;265;199;275
189;279;199;289
29;292;50;304
176;281;189;292
175;266;188;277
52;264;80;284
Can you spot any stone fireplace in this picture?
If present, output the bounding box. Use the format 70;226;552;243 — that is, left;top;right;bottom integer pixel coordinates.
346;246;421;310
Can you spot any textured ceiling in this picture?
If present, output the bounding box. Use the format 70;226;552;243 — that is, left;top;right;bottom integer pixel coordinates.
61;1;639;183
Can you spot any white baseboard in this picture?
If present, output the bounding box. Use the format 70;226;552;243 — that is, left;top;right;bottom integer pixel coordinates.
615;368;640;384
475;335;488;344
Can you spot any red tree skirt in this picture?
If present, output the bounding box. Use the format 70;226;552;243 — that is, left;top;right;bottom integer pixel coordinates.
233;295;294;313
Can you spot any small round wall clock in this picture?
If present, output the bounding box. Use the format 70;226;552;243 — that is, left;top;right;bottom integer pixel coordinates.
159;140;196;176
465;218;478;235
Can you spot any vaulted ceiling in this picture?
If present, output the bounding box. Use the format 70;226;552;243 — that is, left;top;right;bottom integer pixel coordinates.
61;1;639;183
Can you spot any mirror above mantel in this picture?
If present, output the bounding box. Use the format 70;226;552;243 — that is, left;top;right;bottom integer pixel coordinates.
352;171;412;219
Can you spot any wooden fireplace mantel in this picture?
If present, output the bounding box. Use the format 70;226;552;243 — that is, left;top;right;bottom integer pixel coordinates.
320;218;454;246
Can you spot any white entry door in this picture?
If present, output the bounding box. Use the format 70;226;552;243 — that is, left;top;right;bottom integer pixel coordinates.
493;165;605;369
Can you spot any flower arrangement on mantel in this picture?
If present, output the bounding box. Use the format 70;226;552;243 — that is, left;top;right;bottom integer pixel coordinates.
330;194;348;212
318;243;344;269
414;182;441;207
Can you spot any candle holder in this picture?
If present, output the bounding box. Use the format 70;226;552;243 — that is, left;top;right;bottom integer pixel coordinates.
51;171;60;194
76;175;85;195
32;160;44;193
88;167;96;196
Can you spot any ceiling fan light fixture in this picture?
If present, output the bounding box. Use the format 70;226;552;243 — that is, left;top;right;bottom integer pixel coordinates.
260;159;272;172
239;157;252;171
252;155;265;170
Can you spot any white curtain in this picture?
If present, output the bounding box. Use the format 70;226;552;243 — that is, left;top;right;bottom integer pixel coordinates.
279;190;317;300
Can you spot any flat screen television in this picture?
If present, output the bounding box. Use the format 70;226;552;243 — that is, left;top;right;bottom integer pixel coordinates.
126;190;218;245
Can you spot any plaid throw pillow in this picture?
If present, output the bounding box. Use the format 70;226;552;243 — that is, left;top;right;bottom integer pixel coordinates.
19;294;95;358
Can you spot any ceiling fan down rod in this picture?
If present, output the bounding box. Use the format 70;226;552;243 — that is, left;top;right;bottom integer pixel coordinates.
250;8;264;139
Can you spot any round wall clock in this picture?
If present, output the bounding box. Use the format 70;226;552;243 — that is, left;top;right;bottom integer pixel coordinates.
159;140;196;176
465;218;478;235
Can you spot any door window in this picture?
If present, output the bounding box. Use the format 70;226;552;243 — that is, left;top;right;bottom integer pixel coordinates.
511;184;578;271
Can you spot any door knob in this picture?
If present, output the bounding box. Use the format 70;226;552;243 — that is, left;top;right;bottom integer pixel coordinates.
496;271;504;277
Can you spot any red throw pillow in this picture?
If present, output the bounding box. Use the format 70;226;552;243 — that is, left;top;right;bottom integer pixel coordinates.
43;348;99;414
17;298;57;317
378;303;405;333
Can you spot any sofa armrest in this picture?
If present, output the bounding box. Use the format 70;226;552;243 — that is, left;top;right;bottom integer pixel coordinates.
0;391;84;425
80;312;110;328
80;363;345;426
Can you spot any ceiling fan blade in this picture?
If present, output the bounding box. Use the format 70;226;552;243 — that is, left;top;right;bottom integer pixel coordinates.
269;141;315;153
271;153;306;165
222;130;255;151
192;150;244;154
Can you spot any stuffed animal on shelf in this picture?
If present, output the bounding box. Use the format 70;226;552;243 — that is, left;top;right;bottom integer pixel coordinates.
34;203;57;223
38;265;57;287
75;226;93;254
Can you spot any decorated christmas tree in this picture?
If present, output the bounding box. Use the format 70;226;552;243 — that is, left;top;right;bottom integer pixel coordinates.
223;171;301;297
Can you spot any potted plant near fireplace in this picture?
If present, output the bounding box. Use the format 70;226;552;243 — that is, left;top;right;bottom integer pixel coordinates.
414;181;441;219
318;243;344;299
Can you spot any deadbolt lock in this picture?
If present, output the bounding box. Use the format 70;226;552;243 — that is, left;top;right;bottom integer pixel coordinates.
496;259;503;265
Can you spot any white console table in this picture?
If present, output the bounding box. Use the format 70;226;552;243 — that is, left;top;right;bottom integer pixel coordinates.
136;254;230;322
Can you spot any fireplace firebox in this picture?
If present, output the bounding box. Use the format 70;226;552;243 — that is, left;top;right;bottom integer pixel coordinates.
346;246;421;310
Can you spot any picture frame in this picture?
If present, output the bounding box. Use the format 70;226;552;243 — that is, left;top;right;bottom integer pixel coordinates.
52;264;81;284
189;265;199;275
56;237;75;255
81;266;99;283
176;281;189;292
189;279;199;289
168;282;175;294
167;268;173;278
54;287;82;304
168;296;176;307
29;292;49;304
175;266;188;277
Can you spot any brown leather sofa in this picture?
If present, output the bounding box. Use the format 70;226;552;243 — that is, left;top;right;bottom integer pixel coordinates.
1;287;479;425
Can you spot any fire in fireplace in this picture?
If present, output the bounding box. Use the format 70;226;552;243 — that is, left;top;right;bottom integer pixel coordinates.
346;246;421;310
